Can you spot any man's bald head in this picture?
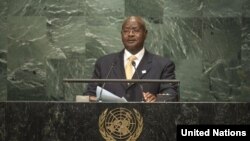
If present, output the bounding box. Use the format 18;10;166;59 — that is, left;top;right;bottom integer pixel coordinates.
122;16;147;31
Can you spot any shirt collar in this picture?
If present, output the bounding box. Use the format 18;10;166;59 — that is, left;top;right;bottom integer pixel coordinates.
124;48;145;61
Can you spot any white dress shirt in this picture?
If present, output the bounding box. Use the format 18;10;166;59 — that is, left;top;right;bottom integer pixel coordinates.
124;48;145;75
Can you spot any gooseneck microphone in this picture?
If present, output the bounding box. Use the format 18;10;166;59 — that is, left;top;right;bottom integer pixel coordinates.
98;62;116;102
131;61;145;102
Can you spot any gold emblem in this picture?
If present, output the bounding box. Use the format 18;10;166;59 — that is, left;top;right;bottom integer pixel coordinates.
99;107;143;141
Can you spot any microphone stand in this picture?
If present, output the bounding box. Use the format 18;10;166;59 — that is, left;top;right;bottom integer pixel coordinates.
98;62;115;102
132;61;145;102
98;87;104;102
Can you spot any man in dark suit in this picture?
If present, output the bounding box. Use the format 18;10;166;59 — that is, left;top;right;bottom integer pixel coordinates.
85;16;178;102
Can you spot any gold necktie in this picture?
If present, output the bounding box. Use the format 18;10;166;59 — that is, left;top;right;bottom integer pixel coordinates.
125;55;137;79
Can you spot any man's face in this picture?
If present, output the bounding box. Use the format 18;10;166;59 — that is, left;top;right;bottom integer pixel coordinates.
121;18;147;54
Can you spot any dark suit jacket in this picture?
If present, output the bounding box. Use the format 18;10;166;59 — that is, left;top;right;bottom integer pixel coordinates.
85;49;178;101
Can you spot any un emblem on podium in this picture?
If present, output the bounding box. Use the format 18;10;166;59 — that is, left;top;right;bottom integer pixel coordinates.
99;107;143;141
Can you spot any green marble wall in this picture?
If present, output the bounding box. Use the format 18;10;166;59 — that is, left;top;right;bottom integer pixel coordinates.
0;0;249;101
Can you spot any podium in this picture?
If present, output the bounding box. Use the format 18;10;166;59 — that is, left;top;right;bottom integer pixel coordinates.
2;102;250;140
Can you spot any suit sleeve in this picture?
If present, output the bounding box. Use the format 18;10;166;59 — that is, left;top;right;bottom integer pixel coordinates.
158;60;179;101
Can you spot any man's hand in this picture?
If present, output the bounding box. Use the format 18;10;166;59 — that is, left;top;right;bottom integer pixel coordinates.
143;92;156;102
89;96;97;102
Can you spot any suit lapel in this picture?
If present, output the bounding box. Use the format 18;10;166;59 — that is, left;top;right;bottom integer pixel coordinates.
132;50;152;79
127;50;152;90
113;50;127;89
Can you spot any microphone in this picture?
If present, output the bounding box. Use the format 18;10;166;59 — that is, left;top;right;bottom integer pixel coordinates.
131;61;145;102
98;62;116;102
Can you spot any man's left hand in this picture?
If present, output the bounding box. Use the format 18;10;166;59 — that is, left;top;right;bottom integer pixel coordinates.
143;92;156;102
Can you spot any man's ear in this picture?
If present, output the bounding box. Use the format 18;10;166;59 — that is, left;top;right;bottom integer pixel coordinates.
144;30;148;37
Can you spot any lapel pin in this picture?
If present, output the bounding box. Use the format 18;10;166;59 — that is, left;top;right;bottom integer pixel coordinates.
142;70;147;74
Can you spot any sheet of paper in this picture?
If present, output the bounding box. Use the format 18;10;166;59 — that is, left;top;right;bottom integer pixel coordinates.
96;86;127;103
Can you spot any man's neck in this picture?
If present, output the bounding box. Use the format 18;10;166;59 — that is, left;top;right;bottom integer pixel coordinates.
125;47;144;55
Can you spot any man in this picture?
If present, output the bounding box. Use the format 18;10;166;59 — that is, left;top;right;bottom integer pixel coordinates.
85;16;178;102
